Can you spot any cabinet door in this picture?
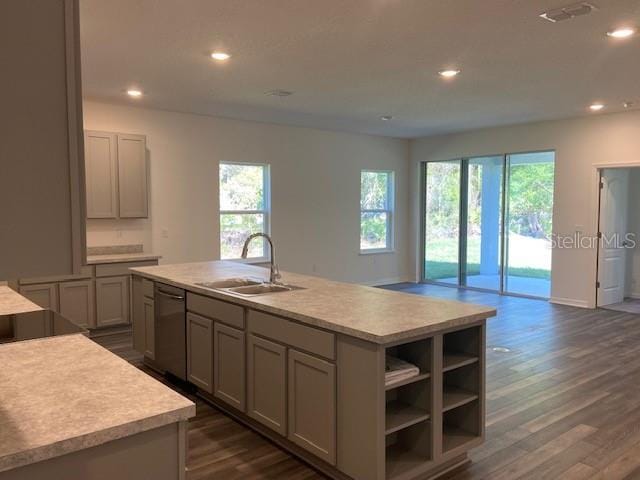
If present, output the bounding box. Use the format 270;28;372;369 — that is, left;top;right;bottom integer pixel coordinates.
288;349;336;465
96;276;130;327
19;283;59;311
85;131;118;219
247;334;287;435
59;280;95;328
143;297;155;359
187;313;214;393
214;322;246;411
117;134;148;218
131;276;146;354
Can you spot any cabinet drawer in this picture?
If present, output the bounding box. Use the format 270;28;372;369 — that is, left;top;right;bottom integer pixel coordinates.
187;293;245;329
142;278;154;298
248;310;335;361
95;260;158;277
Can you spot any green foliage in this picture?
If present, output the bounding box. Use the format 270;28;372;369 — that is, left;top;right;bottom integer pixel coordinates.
507;163;554;238
219;164;266;259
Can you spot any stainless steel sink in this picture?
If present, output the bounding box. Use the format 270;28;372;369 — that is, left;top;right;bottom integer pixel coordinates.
195;278;262;289
225;283;305;296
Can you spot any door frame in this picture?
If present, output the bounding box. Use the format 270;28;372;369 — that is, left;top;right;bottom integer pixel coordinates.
420;150;556;300
593;162;640;308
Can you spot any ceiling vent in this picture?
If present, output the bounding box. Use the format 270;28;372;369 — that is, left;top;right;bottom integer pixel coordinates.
265;89;294;97
540;2;597;22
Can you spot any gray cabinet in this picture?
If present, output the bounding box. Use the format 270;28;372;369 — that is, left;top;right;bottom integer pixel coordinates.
288;349;337;465
59;279;95;328
214;322;246;411
133;276;156;359
117;134;148;218
1;0;86;279
187;313;214;393
84;130;148;219
247;334;287;435
96;276;129;327
19;283;58;311
85;131;118;218
143;296;155;360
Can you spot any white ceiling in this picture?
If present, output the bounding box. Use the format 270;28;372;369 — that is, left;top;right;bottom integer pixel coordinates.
79;0;640;138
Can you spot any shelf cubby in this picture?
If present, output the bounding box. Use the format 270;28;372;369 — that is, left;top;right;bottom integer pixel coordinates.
386;420;432;480
385;337;431;389
442;400;481;453
443;326;481;374
385;378;431;435
442;385;478;413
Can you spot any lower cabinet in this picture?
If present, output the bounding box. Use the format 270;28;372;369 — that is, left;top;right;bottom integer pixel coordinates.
247;334;287;436
19;283;59;311
132;276;156;359
186;312;214;393
213;322;246;411
288;349;337;465
59;279;95;328
95;276;129;327
143;297;155;360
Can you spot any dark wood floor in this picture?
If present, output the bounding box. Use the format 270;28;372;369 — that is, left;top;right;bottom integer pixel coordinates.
93;284;640;480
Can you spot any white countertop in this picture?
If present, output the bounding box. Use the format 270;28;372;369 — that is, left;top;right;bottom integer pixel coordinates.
0;286;42;316
86;252;162;265
131;261;496;344
0;334;195;473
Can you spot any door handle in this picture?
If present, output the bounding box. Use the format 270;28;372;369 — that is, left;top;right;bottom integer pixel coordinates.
156;289;185;301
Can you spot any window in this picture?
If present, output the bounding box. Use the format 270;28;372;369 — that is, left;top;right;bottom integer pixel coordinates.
360;170;394;252
219;163;270;260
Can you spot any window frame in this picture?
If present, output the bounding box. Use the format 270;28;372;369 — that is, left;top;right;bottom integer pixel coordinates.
219;161;271;262
359;169;395;254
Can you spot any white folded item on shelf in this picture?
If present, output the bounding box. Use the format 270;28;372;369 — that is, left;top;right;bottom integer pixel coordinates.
385;355;420;387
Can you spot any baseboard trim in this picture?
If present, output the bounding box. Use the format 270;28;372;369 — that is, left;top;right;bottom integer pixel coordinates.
549;296;591;309
361;277;412;287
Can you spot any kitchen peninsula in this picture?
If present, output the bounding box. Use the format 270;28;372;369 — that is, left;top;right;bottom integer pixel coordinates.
131;261;496;480
0;288;195;480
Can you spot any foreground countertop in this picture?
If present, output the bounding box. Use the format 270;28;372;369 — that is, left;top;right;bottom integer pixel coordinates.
86;252;162;265
131;261;496;344
0;334;195;473
0;286;42;316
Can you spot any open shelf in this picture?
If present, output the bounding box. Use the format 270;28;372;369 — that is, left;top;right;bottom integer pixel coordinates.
443;352;478;373
442;399;481;453
442;424;478;453
386;420;431;480
385;372;430;391
386;400;430;435
442;385;478;413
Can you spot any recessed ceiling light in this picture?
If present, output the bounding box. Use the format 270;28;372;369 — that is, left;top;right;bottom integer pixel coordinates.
438;69;461;78
380;115;393;121
606;27;636;39
265;89;293;97
589;103;605;111
211;51;231;61
126;89;143;98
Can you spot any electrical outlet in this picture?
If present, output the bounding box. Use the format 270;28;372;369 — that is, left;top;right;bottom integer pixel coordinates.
161;228;169;238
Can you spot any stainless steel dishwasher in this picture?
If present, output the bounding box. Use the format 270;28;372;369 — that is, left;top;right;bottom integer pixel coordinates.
154;283;186;380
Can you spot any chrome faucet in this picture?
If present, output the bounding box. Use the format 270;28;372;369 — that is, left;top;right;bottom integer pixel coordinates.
241;233;281;284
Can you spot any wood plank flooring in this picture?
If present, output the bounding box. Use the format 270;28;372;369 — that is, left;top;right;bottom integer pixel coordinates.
93;283;640;479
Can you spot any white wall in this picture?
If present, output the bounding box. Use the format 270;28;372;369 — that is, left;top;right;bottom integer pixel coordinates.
626;168;640;298
410;109;640;308
84;100;411;285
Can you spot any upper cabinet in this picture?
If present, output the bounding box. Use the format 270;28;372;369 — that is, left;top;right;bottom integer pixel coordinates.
0;0;86;279
85;131;149;219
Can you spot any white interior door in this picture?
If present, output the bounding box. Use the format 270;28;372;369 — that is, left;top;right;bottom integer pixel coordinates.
597;168;630;307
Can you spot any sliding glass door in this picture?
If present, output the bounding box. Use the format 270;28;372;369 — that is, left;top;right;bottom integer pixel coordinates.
424;161;461;285
422;152;554;299
504;152;555;297
465;156;504;291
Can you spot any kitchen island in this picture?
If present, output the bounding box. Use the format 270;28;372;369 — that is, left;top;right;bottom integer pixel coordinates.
131;261;496;480
0;289;195;480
